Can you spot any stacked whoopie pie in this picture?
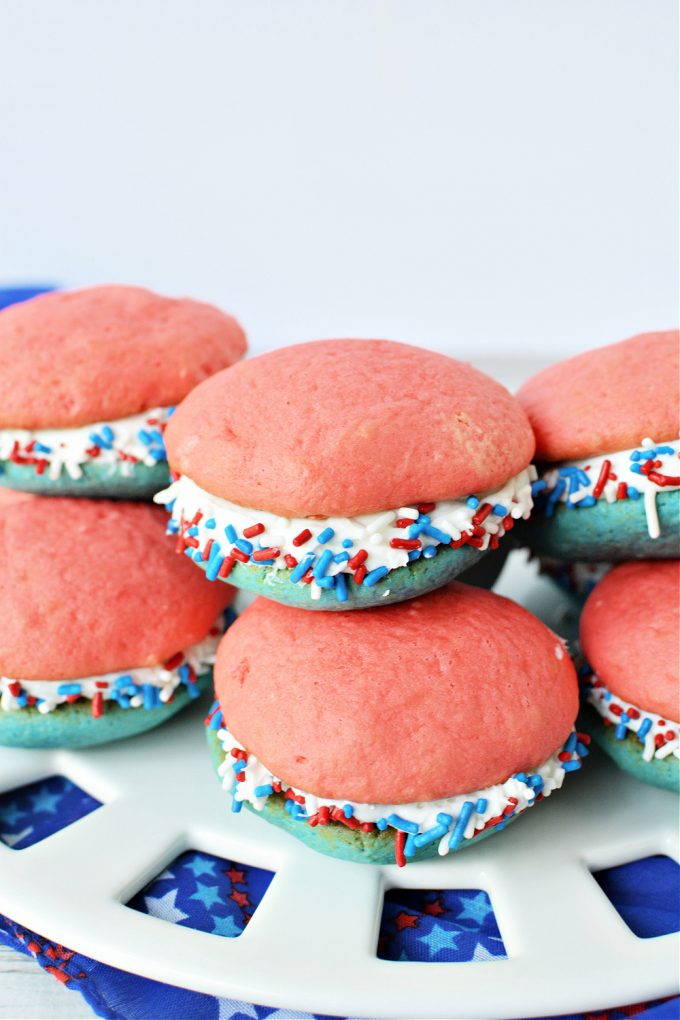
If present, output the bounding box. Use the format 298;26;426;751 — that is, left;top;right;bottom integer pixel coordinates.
517;330;679;792
156;338;587;866
0;285;246;747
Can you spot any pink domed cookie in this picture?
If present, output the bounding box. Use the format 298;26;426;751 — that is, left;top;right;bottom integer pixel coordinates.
160;339;537;609
580;561;679;792
0;488;33;508
516;331;680;561
205;583;584;865
0;499;236;749
0;285;247;499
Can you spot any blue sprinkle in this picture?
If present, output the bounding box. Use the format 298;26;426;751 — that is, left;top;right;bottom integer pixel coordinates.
531;480;547;496
178;664;190;684
231;798;243;813
316;575;336;589
138;429;152;445
630;463;643;475
193;549;204;563
615;722;628;740
186;682;202;700
413;824;448;849
423;546;437;559
333;551;350;564
16;695;28;707
408;549;422;561
422;524;451;544
436;813;453;827
165;498;176;512
33;441;52;454
186;526;199;537
404;833;418;858
254;784;274;797
620;712;630;724
376;818;388;831
561;760;582;772
183;547;194;559
232;760;247;773
314;549;334;579
627;486;640;500
317;527;335;544
225;524;238;543
56;683;82;696
235;539;253;555
417;514;431;526
290;553;315;584
101;425;115;442
343;804;354;818
363;566;390;587
448;801;475;850
655;445;675;455
515;772;527;784
528;774;544;791
576;741;590;758
208;711;224;731
116;675;134;689
342;539;354;548
335;573;348;602
408;523;423;539
492;504;507;517
564;731;577;753
466;496;479;509
149;447;166;462
637;718;653;741
143;685;157;710
386;814;419;834
204;518;216;530
630;450;641;461
166;521;179;535
475;798;488;814
205;556;223;582
577;495;597;508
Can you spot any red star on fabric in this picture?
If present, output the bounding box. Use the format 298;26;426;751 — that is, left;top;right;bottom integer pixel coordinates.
230;889;251;908
394;911;419;931
225;867;246;885
423;898;445;916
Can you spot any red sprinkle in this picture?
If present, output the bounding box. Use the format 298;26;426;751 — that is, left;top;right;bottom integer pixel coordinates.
389;538;421;550
292;529;312;547
592;459;612;499
243;523;265;538
231;548;250;563
616;482;628;500
202;539;214;561
418;502;436;514
219;556;236;579
284;554;298;569
472;503;492;525
348;549;368;570
395;830;407;868
353;564;367;584
396;517;415;529
163;652;184;671
251;548;280;561
91;692;104;719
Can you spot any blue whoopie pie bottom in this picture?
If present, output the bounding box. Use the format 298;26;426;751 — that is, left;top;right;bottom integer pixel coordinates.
579;706;679;794
0;458;171;501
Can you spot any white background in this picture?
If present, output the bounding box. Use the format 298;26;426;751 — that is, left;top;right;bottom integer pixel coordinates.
0;1;677;359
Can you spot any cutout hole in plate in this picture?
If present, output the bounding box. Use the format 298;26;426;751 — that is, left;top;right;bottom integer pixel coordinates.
378;888;506;962
127;849;274;938
591;854;680;939
0;774;102;850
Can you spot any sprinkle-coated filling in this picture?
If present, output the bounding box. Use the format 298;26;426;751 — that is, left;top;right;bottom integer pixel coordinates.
0;407;173;481
584;675;680;763
156;466;536;599
206;702;587;867
533;437;679;539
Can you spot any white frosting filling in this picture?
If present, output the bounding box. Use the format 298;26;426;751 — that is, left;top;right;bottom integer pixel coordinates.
215;722;585;859
539;437;680;539
155;466;536;593
0;407;172;481
0;618;223;715
586;678;680;762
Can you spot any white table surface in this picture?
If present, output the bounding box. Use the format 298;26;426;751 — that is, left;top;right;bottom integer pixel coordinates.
0;944;95;1019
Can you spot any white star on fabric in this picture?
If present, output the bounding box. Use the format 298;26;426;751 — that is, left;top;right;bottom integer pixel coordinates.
29;789;62;814
471;941;503;962
190;882;222;911
417;922;461;957
456;891;495;925
154;869;175;882
144;888;189;925
0;826;33;848
217;1000;259;1019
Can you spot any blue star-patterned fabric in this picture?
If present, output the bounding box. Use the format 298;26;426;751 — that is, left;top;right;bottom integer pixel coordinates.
0;775;101;849
378;887;506;962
